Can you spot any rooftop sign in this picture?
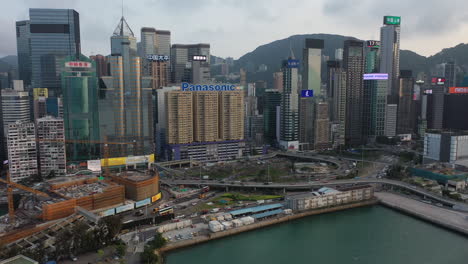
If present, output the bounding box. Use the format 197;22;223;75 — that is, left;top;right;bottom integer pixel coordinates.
301;90;314;97
449;87;468;94
363;73;388;80
192;55;207;61
65;61;92;68
366;40;380;48
181;82;236;91
147;54;169;61
383;16;401;25
286;59;300;68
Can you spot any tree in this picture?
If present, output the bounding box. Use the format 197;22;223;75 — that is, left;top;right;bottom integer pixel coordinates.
141;246;158;264
148;232;167;249
115;243;127;257
101;215;122;241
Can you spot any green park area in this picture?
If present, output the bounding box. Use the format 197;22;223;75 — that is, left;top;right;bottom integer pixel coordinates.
194;192;283;211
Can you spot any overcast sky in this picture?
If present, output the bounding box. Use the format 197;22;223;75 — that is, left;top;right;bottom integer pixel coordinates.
1;0;468;59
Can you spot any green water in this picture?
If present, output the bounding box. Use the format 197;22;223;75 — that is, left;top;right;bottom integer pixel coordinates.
165;206;468;264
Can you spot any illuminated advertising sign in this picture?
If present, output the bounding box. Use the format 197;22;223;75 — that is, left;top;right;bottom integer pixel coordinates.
431;77;445;85
115;203;134;213
181;82;236;91
366;40;380;48
286;59;300;68
147;54;169;61
449;87;468;94
87;160;101;172
65;61;92;68
363;73;388;80
301;90;314;97
151;192;162;203
33;88;48;100
100;208;115;217
135;198;151;208
126;155;149;165
424;89;433;94
192;55;207;61
383;16;401;25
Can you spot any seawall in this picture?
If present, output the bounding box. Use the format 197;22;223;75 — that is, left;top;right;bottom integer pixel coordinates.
159;199;378;254
376;192;468;237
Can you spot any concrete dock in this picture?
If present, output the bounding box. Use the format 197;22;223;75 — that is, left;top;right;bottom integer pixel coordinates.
376;192;468;236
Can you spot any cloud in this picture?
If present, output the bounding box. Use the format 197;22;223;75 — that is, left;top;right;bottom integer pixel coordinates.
1;0;468;59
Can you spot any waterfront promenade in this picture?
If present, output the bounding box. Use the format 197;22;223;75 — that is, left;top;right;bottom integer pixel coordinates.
376;192;468;236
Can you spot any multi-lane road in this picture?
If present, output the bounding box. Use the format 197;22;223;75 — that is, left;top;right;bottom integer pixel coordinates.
161;178;468;209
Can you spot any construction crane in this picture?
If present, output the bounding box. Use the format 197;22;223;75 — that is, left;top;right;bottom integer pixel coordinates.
2;137;139;224
0;170;50;224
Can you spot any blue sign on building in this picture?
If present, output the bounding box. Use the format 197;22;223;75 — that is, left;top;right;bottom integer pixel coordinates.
287;59;300;68
301;90;314;97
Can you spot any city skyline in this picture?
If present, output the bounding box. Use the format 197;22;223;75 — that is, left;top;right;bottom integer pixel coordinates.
1;0;468;58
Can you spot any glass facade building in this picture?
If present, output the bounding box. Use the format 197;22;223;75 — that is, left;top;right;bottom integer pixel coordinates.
61;55;100;162
18;8;81;95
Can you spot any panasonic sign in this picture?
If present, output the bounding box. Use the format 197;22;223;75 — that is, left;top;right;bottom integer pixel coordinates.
181;82;236;91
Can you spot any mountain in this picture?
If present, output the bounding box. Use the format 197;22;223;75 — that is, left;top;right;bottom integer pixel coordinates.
0;55;17;68
234;34;468;86
0;55;17;73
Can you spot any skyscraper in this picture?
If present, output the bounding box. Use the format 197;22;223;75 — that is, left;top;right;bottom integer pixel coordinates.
100;17;153;157
327;61;347;148
263;89;281;145
61;55;100;161
17;9;81;94
343;40;365;146
171;44;210;83
279;57;300;150
90;55;109;78
166;91;193;144
273;72;283;92
299;39;324;150
15;20;31;86
397;70;415;134
380;16;401;98
0;82;30;161
363;41;388;140
36;116;66;177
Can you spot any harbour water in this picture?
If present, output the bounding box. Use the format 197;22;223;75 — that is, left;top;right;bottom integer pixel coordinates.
165;206;468;264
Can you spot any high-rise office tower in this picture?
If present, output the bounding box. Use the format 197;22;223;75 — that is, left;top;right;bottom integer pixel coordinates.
171;44;210;83
263;90;282;145
1;83;30;135
314;102;330;149
279;57;300;150
273;72;283;92
7;121;37;182
380;16;401;138
254;80;267;114
327;61;347;148
61;55;100;161
90;55;109;78
426;84;445;130
100;17;153;157
380;16;401;98
299;39;324;150
15;20;31;86
33;88;49;121
36;116;66;177
0;82;30;161
363;41;388;140
397;70;415;134
343;40;365;146
444;61;456;88
443;90;468;130
140;28;171;88
17;9;81;94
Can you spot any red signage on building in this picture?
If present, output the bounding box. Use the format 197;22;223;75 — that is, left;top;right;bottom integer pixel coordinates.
65;61;92;68
449;87;468;94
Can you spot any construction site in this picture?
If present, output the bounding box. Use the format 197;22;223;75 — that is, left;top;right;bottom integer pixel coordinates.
0;167;160;248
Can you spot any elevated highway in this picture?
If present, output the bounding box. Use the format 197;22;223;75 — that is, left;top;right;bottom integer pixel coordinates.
161;178;468;209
